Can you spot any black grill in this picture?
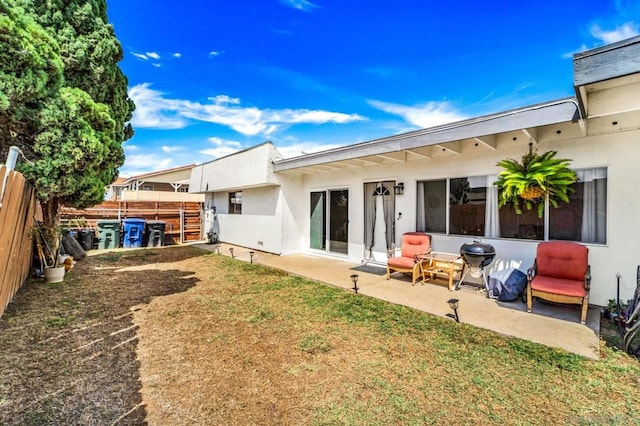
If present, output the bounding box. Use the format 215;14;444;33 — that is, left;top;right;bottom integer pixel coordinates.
457;240;496;293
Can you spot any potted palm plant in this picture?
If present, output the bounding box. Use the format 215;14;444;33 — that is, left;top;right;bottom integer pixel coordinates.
495;145;577;218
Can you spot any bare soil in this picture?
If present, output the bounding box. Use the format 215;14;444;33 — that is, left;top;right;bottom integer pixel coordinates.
0;246;202;425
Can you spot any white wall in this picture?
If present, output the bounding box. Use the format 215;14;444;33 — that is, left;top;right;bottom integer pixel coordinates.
207;186;283;254
287;127;640;306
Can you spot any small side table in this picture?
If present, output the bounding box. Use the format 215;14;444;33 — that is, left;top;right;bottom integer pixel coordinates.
420;252;464;291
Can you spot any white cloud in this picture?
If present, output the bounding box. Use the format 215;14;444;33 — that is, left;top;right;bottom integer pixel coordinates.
209;51;222;57
200;137;244;159
590;22;639;44
146;51;160;60
279;0;319;11
128;83;365;136
208;95;241;105
131;52;148;60
161;145;184;153
368;100;466;129
172;52;182;58
120;154;174;177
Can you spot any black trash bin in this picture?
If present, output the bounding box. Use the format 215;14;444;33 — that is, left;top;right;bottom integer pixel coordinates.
146;220;166;247
76;229;95;250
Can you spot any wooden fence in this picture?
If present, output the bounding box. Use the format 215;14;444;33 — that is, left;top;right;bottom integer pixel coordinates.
60;200;203;244
0;166;38;317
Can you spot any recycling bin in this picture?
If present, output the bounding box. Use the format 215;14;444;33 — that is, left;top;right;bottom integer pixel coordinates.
97;219;121;250
122;218;146;248
146;220;166;247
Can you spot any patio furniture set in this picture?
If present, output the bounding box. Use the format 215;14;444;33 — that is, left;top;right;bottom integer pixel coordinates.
386;232;591;324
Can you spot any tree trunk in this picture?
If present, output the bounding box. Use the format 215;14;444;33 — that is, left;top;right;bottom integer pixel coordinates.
40;197;61;266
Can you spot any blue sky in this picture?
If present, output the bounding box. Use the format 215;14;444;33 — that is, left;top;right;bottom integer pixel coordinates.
107;0;639;177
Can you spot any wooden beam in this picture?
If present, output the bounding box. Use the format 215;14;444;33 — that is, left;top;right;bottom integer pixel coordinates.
375;152;406;163
435;141;461;154
521;128;538;144
356;157;384;166
404;147;432;159
472;135;497;150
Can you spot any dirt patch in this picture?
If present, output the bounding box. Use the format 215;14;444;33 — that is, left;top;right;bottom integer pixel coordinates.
0;246;203;425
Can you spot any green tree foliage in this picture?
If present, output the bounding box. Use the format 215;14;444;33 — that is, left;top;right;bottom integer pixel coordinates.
2;0;134;231
0;0;63;156
27;0;134;142
22;87;119;223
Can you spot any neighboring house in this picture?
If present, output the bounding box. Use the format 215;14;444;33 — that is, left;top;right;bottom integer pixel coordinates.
190;36;640;306
108;164;204;202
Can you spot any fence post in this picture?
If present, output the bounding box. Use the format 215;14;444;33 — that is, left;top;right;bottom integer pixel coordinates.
180;209;184;244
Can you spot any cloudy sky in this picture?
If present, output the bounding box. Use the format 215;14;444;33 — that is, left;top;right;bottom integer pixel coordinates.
107;0;639;177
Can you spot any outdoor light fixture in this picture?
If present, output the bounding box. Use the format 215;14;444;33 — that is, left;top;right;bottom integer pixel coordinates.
229;247;234;258
394;182;404;195
447;298;460;322
350;274;359;294
249;251;255;263
215;245;220;255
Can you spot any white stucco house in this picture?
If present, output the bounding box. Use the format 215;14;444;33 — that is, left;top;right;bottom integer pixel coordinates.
190;36;640;307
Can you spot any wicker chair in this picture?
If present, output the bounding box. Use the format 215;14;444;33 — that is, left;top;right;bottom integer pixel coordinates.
527;241;591;324
386;232;432;286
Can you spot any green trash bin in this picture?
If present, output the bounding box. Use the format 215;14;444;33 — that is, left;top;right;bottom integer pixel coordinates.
97;219;121;249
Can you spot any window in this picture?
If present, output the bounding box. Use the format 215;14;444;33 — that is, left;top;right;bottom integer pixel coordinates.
449;177;487;236
416;180;446;233
179;187;189;193
142;185;154;191
549;168;607;244
416;168;607;244
229;191;242;214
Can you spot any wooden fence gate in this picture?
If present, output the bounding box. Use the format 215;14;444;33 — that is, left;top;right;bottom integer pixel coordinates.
0;166;38;317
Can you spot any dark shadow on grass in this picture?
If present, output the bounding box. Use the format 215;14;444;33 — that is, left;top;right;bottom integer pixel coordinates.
0;255;201;425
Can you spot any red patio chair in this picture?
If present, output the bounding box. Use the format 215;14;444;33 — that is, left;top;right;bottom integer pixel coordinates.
527;241;591;324
386;232;432;286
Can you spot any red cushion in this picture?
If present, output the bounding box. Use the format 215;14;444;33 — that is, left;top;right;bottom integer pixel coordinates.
531;275;587;298
400;232;431;258
536;242;588;281
388;256;416;269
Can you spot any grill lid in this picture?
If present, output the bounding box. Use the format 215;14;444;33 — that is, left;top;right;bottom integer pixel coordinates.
460;241;495;256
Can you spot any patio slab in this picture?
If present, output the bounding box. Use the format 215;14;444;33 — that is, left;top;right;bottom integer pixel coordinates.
194;243;600;360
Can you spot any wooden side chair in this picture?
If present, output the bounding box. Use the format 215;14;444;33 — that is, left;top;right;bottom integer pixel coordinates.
386;232;432;286
527;241;591;324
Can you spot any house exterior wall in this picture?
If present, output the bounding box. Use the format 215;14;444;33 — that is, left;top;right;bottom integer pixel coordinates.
194;143;288;254
283;126;640;306
191;142;279;193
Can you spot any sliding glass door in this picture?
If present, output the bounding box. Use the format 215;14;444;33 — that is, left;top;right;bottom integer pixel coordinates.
310;189;349;254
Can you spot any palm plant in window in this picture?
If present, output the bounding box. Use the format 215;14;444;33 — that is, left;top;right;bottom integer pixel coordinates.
495;146;577;218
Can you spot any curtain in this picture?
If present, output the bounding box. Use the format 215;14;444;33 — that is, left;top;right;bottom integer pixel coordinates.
364;182;377;257
382;187;395;250
579;168;607;243
416;181;426;231
485;174;500;238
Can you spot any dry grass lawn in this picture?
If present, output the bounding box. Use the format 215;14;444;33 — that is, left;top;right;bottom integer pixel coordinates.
1;245;639;425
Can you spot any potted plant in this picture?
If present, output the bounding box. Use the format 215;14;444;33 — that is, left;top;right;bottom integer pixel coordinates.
494;145;577;218
33;222;65;283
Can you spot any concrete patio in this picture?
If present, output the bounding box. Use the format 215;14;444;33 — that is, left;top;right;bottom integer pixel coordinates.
195;242;601;360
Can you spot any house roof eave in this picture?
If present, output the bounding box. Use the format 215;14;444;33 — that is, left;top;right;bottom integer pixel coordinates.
273;98;579;172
